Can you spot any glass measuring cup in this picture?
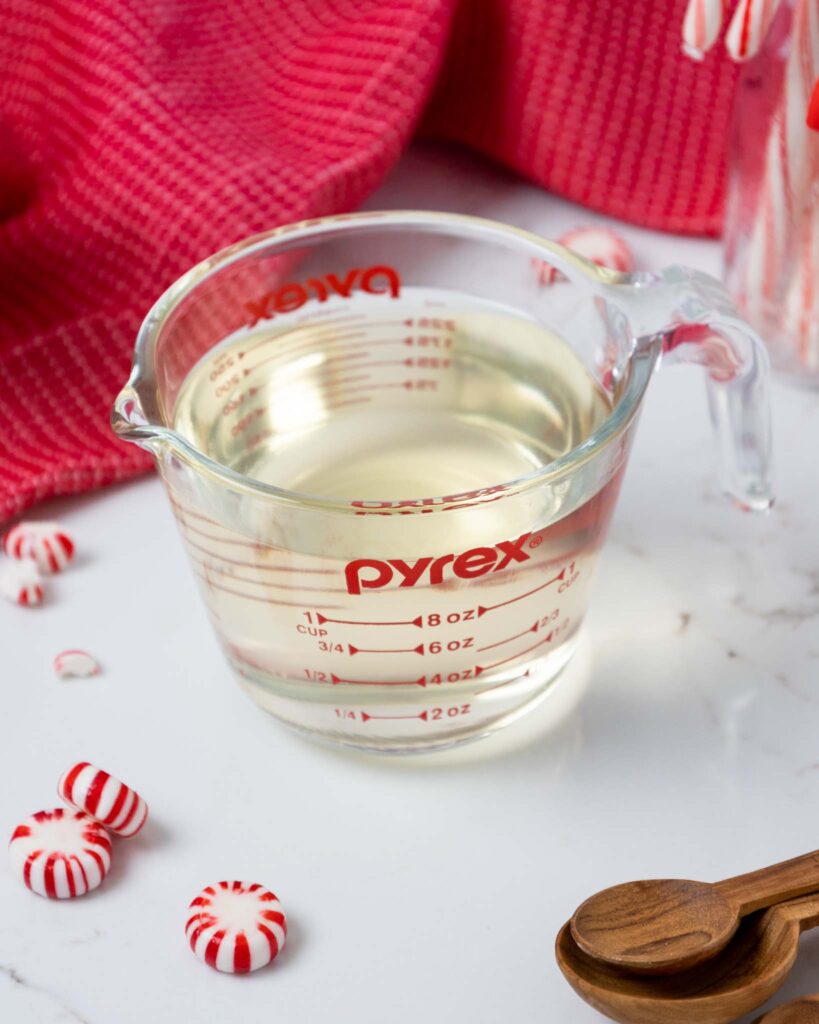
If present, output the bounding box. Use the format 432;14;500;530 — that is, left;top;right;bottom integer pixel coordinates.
112;211;772;753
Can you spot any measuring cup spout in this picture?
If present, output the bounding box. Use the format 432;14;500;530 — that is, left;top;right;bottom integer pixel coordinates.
627;266;774;512
111;383;163;449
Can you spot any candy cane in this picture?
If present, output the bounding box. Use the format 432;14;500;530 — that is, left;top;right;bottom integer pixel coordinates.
734;118;785;321
731;0;819;370
726;0;780;60
782;0;819;366
783;208;818;367
808;77;819;128
803;200;819;367
682;0;727;57
782;0;817;207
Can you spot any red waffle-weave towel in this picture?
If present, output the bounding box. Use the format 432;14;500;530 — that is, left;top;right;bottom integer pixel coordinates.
0;0;739;521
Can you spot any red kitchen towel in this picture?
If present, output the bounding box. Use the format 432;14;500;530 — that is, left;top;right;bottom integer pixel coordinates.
0;0;740;522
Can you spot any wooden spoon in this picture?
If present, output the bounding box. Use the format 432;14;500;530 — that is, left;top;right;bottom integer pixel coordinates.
754;995;819;1023
555;891;819;1024
571;850;819;973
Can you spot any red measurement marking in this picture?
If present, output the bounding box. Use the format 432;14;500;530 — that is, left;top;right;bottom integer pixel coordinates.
316;612;423;628
295;312;361;326
241;332;404;372
361;711;429;722
180;533;334;572
297;308;362;319
325;397;372;411
348;643;424;656
330;674;427;687
237;349;440;388
193;571;342;609
403;336;452;348
322;351;371;366
477;549;584;584
168;499;222;528
307;373;373;396
475;631;555;675
242;326;367;356
246;350;368;378
404;317;456;329
323;358;452;370
328;338;408;351
477;568;566;617
329;380;437;396
189;559;347;593
304;340;411;361
300;316;405;329
357;359;413;370
477;668;531;696
476;621;540;653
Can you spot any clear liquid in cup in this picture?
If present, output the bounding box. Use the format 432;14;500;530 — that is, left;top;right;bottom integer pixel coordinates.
170;292;622;750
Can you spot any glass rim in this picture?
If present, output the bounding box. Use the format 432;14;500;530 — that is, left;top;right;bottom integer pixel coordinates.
114;209;659;513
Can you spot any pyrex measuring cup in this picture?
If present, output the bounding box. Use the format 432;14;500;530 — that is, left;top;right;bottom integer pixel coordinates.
112;211;772;753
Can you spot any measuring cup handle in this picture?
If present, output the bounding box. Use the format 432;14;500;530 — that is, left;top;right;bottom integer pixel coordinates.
638;266;774;512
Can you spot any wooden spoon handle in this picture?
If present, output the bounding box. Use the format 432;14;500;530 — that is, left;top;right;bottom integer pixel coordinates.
717;850;819;914
753;993;819;1023
771;890;819;931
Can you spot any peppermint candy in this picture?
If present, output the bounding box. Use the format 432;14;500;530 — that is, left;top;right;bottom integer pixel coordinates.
8;808;112;898
54;650;101;679
3;521;75;574
0;558;43;606
58;762;148;838
536;227;634;285
558;227;634;275
186;881;287;973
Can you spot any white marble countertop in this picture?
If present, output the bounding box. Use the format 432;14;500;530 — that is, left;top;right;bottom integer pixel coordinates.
3;145;819;1024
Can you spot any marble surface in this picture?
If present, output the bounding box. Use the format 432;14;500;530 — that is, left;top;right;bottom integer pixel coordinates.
2;145;819;1024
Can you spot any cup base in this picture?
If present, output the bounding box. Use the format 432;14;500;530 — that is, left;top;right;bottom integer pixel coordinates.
232;638;579;754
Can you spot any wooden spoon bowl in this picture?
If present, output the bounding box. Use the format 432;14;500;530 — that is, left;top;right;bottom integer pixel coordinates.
571;878;736;974
556;893;819;1024
571;850;819;974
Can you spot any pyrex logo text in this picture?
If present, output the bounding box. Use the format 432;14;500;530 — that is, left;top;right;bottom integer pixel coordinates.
344;534;532;596
244;264;401;327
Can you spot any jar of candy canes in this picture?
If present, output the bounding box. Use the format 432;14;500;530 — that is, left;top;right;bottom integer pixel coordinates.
722;0;819;383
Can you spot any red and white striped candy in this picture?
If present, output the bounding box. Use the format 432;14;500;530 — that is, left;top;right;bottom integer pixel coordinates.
8;808;112;898
58;762;148;838
681;0;726;58
3;521;75;574
0;558;43;606
558;228;634;274
808;78;819;131
186;881;287;973
54;650;101;679
726;0;779;61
